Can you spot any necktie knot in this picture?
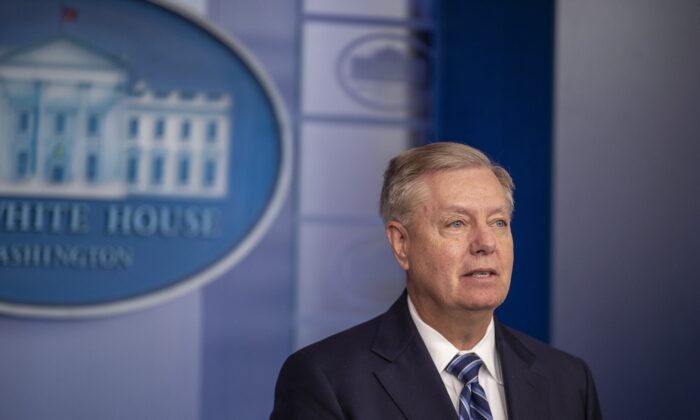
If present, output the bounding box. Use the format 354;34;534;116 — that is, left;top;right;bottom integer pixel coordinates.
447;353;483;385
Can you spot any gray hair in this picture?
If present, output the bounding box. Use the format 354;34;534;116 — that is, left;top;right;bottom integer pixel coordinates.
379;142;515;225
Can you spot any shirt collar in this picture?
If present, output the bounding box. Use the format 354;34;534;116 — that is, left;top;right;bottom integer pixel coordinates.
407;294;503;384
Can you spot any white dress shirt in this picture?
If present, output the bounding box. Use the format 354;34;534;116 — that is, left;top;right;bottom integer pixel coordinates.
408;296;508;420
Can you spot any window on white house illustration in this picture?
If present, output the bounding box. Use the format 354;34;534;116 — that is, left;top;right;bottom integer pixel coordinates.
127;153;139;185
204;158;216;187
16;151;29;177
87;114;100;137
151;155;164;185
181;120;191;141
55;113;66;135
206;121;217;143
51;164;65;183
154;118;165;140
178;156;190;185
128;118;139;139
18;111;30;134
49;145;67;183
86;154;98;182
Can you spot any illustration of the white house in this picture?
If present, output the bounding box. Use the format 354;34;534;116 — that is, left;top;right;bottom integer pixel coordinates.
0;35;231;199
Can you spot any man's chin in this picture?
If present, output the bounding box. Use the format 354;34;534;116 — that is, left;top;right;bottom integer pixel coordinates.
455;295;507;313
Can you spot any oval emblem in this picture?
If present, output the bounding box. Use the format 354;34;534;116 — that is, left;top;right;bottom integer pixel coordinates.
0;1;291;317
336;33;430;112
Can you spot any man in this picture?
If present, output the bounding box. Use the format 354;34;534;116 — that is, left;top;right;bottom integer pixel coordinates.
271;142;602;420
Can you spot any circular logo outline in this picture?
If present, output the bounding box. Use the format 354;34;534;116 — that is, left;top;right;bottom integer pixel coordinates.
336;32;431;112
0;0;292;318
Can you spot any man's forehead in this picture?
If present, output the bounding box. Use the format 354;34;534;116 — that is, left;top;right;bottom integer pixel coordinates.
422;169;508;199
420;174;512;218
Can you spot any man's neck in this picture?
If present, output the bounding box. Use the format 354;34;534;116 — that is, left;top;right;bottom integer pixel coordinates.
408;293;493;350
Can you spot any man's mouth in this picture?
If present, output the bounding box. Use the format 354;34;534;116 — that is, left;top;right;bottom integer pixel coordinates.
464;269;497;278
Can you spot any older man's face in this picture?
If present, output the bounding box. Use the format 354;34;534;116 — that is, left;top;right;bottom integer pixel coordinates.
389;167;514;321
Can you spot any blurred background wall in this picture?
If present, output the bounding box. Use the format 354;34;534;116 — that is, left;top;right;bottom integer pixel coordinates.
552;0;700;418
0;0;697;419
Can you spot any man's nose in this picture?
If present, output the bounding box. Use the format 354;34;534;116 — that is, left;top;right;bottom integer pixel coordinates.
469;224;496;255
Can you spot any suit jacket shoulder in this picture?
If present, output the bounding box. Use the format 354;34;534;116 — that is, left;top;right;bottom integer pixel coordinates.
270;315;384;419
496;322;603;420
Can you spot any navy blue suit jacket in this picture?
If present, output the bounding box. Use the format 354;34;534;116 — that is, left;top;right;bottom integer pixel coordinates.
271;292;602;419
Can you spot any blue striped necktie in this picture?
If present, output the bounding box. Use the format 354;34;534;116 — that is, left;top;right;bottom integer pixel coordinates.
446;353;493;420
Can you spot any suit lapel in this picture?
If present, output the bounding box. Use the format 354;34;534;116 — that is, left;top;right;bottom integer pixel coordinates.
496;321;550;420
370;296;552;420
371;293;458;420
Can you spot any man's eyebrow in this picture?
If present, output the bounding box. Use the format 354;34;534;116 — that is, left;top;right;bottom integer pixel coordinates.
441;205;510;215
489;206;511;216
438;206;470;216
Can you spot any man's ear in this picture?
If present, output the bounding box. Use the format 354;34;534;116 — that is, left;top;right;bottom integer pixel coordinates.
386;220;410;271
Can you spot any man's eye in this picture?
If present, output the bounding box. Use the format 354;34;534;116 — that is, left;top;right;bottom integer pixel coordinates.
449;221;463;228
494;219;508;228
